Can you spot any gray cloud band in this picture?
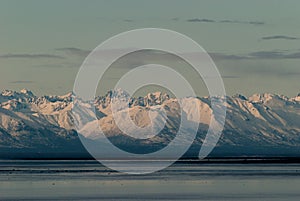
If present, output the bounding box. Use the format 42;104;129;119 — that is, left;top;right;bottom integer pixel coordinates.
72;28;227;174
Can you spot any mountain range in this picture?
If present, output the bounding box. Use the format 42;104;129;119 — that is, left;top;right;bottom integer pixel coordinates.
0;89;299;159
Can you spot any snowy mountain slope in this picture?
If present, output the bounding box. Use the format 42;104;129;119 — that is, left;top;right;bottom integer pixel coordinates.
0;89;299;157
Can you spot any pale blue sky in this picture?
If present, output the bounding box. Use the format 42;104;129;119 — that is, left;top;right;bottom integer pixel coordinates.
0;0;299;97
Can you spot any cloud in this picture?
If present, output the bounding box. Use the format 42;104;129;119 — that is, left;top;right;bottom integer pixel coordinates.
209;53;248;60
10;81;34;84
209;50;300;61
55;47;90;57
0;53;64;59
56;47;283;63
249;51;300;59
54;48;300;61
91;48;300;63
220;20;265;25
285;52;300;59
186;18;265;25
247;21;265;25
261;35;299;40
187;18;215;23
248;51;283;59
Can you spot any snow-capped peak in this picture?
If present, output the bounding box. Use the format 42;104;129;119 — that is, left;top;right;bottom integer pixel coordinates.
232;94;247;101
1;90;16;97
0;88;300;158
20;89;34;96
248;93;288;104
291;93;300;102
144;92;170;106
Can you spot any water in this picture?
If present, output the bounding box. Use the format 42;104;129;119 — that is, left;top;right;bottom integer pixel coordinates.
1;160;300;200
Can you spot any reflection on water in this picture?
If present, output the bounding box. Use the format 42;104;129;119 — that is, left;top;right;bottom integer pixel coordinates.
0;160;300;200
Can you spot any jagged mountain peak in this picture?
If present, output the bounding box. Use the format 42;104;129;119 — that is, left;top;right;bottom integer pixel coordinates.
1;89;35;97
232;94;247;101
0;88;300;157
1;89;17;97
292;93;300;102
20;88;34;96
144;91;170;106
248;93;289;104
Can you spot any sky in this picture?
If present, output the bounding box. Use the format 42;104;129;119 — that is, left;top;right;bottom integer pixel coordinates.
0;0;300;97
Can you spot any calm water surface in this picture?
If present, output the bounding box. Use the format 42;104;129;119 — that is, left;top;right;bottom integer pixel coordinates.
1;160;300;200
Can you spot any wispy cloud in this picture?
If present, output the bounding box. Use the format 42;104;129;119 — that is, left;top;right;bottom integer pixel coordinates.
261;35;299;40
210;50;300;61
55;47;90;57
210;53;248;60
220;20;265;25
0;53;64;59
249;51;300;59
186;18;265;25
187;18;215;23
247;21;265;25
